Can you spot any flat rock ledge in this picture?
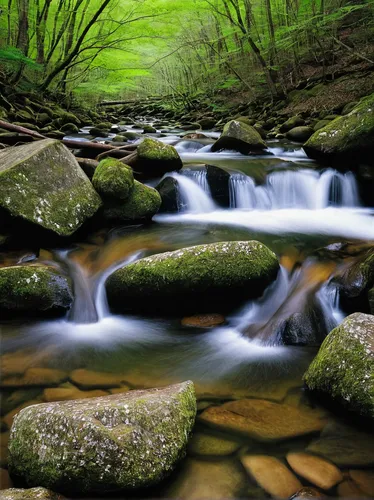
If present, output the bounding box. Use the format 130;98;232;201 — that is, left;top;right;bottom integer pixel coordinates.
8;381;196;494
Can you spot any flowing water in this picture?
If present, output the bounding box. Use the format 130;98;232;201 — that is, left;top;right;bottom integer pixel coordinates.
1;127;374;497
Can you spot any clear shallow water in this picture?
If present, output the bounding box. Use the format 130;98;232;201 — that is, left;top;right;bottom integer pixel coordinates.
1;130;374;497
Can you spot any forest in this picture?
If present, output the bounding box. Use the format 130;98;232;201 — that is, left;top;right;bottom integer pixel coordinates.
0;1;374;500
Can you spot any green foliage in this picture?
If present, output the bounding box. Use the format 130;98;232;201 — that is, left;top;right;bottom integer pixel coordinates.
0;47;41;69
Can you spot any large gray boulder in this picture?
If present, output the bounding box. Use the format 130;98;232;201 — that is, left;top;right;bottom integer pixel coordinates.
211;120;266;154
106;241;279;314
0;265;72;317
304;313;374;420
0;139;102;236
304;93;374;165
8;382;196;494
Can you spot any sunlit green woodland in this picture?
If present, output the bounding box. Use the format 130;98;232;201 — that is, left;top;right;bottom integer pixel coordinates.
1;0;374;104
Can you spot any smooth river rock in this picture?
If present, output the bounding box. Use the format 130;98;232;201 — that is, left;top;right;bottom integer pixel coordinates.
286;452;343;490
8;382;196;494
241;455;302;499
188;432;240;456
0;265;72;317
199;399;327;441
304;313;374;420
349;470;374;496
0;488;64;499
0;139;101;236
211;120;266;154
106;241;279;314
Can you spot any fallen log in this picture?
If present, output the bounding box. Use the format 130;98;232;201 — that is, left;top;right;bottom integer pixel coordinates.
0;119;46;139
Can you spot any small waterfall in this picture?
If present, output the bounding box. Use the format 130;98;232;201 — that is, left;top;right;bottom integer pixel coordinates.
166;172;216;213
183;169;212;196
229;169;360;210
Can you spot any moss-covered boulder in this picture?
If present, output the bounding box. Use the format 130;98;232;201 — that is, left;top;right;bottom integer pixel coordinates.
8;382;196;494
92;159;134;200
211;120;266;154
304;313;374;420
102;180;161;222
0;487;65;499
136;138;182;176
286;126;314;143
106;241;279;314
304;94;374;165
280;116;305;133
0;139;102;236
0;265;73;317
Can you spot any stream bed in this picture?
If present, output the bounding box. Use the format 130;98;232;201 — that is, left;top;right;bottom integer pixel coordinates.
1;124;374;498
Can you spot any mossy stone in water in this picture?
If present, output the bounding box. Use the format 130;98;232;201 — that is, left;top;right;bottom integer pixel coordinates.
304;93;374;165
8;382;196;494
92;159;134;200
304;313;374;419
137;138;182;175
106;241;279;314
0;139;102;236
102;180;161;222
211;120;266;154
0;487;65;499
0;265;73;317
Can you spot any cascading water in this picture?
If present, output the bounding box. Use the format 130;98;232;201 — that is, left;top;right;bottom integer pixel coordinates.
229;168;361;210
165;172;216;213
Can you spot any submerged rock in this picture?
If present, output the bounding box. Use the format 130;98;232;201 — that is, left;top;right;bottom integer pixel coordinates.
106;241;279;314
8;382;196;494
0;265;72;317
286;452;343;490
102;180;161;222
199;399;326;442
188;432;240;456
0;139;101;236
304;313;374;419
241;455;302;499
92;158;134;200
304;93;374;165
181;314;226;328
0;487;65;499
211;120;266;154
290;487;324;499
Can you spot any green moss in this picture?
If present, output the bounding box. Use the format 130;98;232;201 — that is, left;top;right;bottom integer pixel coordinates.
0;139;102;236
92;159;134;200
211;120;266;153
138;138;180;161
8;382;196;494
103;180;161;222
304;313;374;419
304;93;374;163
0;265;73;315
106;241;279;313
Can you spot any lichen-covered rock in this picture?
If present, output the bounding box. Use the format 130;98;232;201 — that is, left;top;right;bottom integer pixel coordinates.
136;138;182;175
211;120;266;154
304;313;374;419
0;487;65;499
92;158;134;200
0;265;72;316
304;94;374;165
106;241;279;314
0;139;102;236
102;180;161;222
8;382;196;494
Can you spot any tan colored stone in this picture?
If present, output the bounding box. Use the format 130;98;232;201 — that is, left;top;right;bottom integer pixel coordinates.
43;387;108;402
1;368;68;388
199;399;327;441
181;314;225;328
69;369;129;389
188;432;241;456
3;400;40;429
349;470;374;496
164;458;246;499
241;455;302;499
0;469;13;490
337;479;367;497
287;452;343;490
290;487;324;499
